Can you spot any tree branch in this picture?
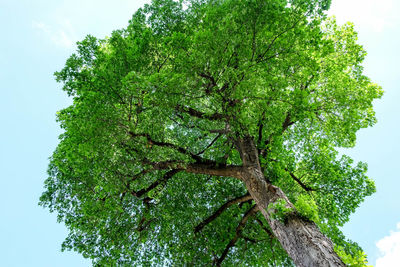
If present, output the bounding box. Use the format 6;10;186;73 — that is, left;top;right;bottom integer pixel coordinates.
255;15;304;64
128;131;211;163
184;163;243;179
215;205;258;266
285;169;315;192
194;193;253;233
282;112;294;134
175;105;225;121
131;169;180;198
123;140;244;180
257;111;266;148
138;159;243;180
195;133;222;156
129;131;192;156
198;72;217;93
255;218;274;238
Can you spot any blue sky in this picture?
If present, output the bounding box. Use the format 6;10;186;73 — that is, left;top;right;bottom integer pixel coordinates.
0;0;399;266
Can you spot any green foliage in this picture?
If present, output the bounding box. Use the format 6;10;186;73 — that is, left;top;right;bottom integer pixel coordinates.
335;245;372;267
39;0;382;265
294;194;319;222
267;198;293;222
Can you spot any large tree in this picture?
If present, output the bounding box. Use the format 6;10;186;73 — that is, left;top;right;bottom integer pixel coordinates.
40;0;382;266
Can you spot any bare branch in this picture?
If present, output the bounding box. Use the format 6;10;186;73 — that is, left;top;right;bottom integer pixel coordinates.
194;193;253;233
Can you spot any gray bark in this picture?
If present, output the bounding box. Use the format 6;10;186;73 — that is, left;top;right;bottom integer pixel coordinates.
236;136;345;267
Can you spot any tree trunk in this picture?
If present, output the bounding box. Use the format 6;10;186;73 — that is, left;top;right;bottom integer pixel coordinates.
236;137;345;267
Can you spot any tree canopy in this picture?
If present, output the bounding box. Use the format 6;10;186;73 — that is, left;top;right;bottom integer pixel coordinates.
40;0;382;266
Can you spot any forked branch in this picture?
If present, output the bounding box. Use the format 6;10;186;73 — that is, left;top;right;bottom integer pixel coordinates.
215;205;258;266
194;193;253;233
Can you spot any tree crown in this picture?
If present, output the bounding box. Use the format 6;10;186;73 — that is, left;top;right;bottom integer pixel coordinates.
40;0;382;265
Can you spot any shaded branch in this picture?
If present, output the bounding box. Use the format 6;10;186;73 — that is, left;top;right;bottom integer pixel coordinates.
243;236;269;244
208;129;229;134
129;131;194;157
169;114;228;135
282;112;294;134
255;15;304;64
259;112;294;159
243;236;257;244
136;217;155;232
122;141;244;180
286;169;315;192
198;72;217;93
257;111;266;150
131;169;180;198
195;133;222;156
139;159;244;180
216;205;258;266
128;131;211;163
184;163;243;179
175;105;225;121
194;193;253;233
255;218;274;238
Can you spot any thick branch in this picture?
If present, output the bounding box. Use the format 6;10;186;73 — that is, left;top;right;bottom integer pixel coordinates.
257;111;266;149
194;193;253;233
282;112;294;134
140;160;243;180
198;72;217;90
216;205;258;266
184;163;243;179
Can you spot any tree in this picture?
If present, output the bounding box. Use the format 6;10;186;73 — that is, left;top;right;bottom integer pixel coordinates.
40;0;382;266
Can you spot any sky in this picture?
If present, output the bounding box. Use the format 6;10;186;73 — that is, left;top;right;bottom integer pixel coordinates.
0;0;399;266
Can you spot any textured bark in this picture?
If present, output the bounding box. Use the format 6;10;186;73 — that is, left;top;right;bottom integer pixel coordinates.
236;136;345;267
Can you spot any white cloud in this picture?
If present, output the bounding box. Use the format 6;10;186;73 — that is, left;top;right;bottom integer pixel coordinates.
376;222;400;267
32;19;76;49
328;0;399;32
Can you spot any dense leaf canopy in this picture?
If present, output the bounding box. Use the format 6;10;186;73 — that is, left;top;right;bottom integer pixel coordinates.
40;0;382;265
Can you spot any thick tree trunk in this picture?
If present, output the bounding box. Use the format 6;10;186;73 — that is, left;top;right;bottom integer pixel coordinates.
236;137;345;267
